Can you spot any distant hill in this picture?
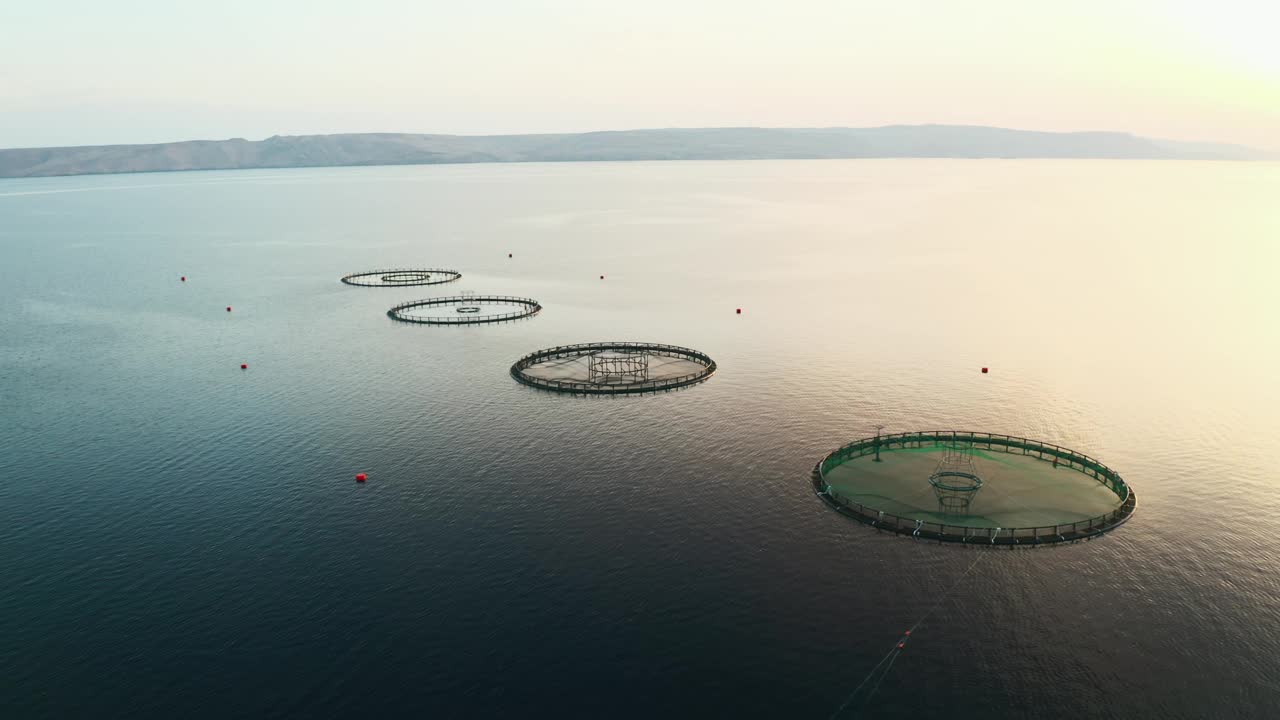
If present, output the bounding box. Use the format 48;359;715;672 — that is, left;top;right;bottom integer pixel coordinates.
0;125;1272;178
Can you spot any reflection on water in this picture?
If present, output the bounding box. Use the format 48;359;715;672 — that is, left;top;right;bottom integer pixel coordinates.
1;160;1278;718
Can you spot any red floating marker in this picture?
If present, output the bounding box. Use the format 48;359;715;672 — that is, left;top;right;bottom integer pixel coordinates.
508;253;513;258
904;630;912;636
981;367;989;374
355;473;367;483
736;308;742;314
240;363;248;369
226;306;232;312
897;642;905;649
181;276;186;282
600;275;605;280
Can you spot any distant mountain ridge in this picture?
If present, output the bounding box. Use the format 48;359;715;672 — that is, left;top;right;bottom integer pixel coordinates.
0;125;1272;178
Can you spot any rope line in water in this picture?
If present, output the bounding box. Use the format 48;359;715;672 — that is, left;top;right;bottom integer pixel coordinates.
859;647;901;712
827;552;985;719
826;643;900;720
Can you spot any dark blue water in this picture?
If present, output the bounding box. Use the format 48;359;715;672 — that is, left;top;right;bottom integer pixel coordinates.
2;161;1278;718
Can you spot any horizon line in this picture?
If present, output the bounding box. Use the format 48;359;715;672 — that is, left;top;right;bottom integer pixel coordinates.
0;122;1266;154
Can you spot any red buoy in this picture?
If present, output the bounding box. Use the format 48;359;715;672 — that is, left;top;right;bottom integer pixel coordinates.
508;253;513;258
904;630;912;636
981;367;989;374
897;642;905;649
226;306;232;312
181;276;186;282
240;363;248;369
355;473;367;482
600;275;605;280
736;308;742;314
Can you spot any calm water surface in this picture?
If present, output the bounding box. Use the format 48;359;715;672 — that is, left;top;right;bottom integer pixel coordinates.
2;160;1278;718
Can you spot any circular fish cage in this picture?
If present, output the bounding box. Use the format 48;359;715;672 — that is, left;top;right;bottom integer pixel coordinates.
340;268;462;287
812;431;1136;546
510;342;716;395
387;295;541;325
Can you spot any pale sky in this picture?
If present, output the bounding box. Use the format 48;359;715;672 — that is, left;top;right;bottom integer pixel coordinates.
1;0;1277;150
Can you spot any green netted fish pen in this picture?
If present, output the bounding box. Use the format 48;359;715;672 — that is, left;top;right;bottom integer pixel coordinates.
813;430;1135;546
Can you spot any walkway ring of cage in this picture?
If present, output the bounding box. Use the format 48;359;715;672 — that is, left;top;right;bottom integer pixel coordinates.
510;341;717;395
811;430;1137;546
340;268;463;287
387;295;542;325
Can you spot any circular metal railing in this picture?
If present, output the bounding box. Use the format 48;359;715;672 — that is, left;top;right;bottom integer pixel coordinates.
813;430;1136;546
341;268;462;287
510;342;716;395
388;295;541;325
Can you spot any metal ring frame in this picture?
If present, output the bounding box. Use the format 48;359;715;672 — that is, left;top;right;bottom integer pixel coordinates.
381;272;434;283
341;268;463;287
811;430;1136;546
510;341;716;395
388;295;541;325
928;470;984;492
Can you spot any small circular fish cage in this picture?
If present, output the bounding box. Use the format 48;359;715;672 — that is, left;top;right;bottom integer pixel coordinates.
812;431;1136;546
387;295;541;325
510;342;716;395
929;472;984;513
341;268;462;287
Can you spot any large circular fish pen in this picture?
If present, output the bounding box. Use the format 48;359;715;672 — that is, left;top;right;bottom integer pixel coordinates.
341;268;462;287
510;342;716;395
812;430;1136;545
388;295;542;325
